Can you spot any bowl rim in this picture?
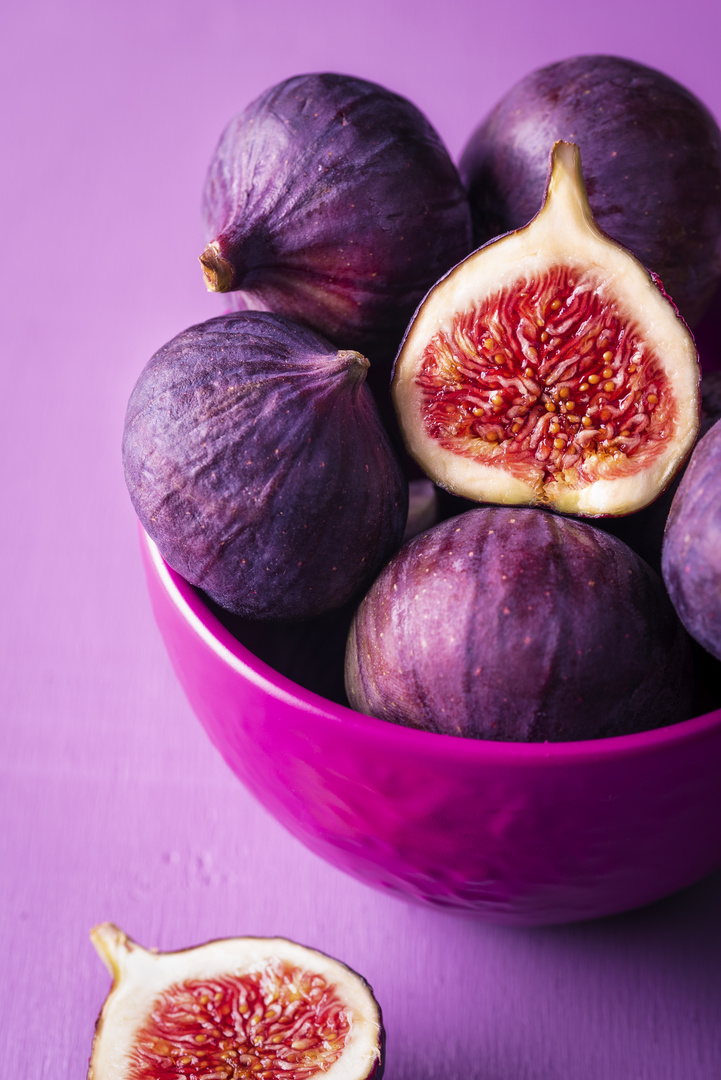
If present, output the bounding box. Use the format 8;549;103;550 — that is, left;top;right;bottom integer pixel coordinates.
142;528;721;766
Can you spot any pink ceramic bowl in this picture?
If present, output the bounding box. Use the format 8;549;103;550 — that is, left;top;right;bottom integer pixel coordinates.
140;529;721;926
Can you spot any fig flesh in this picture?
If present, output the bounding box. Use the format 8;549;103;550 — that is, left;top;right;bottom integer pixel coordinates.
459;55;721;327
200;73;472;363
122;311;407;621
662;419;721;660
88;923;384;1080
392;141;700;516
345;507;694;742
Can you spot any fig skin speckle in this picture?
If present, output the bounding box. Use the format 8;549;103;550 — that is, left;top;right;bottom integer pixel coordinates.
346;507;694;741
122;311;408;621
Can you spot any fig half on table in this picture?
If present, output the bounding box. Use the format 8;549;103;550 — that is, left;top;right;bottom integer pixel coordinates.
87;923;384;1080
392;141;700;517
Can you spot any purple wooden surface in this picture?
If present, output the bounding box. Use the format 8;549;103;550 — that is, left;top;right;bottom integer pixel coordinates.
2;1;721;1077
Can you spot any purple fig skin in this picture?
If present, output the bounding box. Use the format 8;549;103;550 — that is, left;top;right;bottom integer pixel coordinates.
459;55;721;327
123;311;408;621
662;419;721;659
346;507;694;741
201;72;473;364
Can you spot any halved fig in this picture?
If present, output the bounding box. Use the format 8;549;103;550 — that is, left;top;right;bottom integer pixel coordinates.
87;923;384;1080
392;141;700;517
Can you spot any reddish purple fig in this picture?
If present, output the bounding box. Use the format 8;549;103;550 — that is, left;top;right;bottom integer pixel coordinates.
122;311;408;621
200;72;472;364
662;420;721;659
346;507;694;741
459;55;721;326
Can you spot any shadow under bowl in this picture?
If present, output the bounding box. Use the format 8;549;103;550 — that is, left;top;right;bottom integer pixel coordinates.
140;529;721;927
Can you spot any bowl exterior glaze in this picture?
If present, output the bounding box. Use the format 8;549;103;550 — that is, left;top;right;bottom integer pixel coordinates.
140;530;721;926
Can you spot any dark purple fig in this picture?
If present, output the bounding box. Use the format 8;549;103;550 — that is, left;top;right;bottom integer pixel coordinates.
662;420;721;659
200;72;472;364
346;507;694;742
459;55;721;326
123;311;408;621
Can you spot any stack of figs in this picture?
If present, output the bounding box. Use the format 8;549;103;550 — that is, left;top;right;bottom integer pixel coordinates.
123;57;721;742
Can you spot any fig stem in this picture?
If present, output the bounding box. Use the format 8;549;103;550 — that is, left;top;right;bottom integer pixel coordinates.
338;349;370;384
543;141;597;237
90;922;138;979
200;241;235;292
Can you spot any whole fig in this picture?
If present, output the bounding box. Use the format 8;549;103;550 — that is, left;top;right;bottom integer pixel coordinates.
662;419;721;659
200;72;472;364
123;311;408;621
346;507;694;741
459;55;721;326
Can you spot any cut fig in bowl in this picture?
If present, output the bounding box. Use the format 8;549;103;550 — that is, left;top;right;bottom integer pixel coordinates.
392;141;700;516
87;922;384;1080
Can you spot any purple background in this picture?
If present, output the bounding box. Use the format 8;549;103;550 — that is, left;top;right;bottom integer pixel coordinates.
2;1;721;1076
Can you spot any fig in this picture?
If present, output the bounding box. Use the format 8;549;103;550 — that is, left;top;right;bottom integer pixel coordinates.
662;419;721;659
87;922;384;1080
345;507;694;742
200;72;472;364
392;141;700;516
122;311;407;621
459;54;721;327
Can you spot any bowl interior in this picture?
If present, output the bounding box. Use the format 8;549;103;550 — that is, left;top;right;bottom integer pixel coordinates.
141;530;721;925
